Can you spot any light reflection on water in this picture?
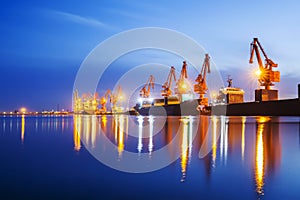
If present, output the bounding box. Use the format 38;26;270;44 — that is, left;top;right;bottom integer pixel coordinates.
71;114;287;197
21;115;25;143
0;115;299;199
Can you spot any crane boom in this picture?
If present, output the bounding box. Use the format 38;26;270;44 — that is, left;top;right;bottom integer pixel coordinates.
194;54;210;93
194;54;211;106
250;39;264;69
140;75;155;98
161;66;176;97
201;54;210;82
180;61;188;79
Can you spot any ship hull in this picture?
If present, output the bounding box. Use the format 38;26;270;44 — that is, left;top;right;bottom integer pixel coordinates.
134;98;300;116
134;99;208;116
212;98;300;116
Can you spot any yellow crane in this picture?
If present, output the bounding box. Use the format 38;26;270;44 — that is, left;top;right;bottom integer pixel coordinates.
194;54;211;106
249;38;280;90
81;92;96;113
161;66;176;97
140;75;155;98
73;89;82;113
100;89;111;113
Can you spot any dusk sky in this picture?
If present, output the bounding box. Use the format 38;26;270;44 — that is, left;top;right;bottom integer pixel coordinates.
1;0;300;111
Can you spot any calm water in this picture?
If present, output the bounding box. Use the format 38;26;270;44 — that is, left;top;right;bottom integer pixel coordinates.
0;115;300;199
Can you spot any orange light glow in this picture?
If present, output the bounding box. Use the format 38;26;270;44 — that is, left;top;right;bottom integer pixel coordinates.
210;90;218;99
256;116;271;123
255;69;262;77
20;107;27;114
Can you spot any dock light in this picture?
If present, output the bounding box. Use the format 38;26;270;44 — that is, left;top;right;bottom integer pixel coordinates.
20;107;27;114
138;98;143;104
255;69;262;77
210;91;218;99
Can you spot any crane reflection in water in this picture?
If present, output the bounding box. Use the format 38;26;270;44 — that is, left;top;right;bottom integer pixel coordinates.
73;114;282;197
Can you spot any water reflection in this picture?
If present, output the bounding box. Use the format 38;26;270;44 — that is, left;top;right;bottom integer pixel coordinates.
255;119;265;195
137;116;143;154
10;118;12;132
211;116;218;167
148;116;154;155
241;117;246;161
3;116;6;133
136;116;156;156
73;115;81;151
219;116;228;164
179;117;193;182
73;114;283;196
21;115;25;143
254;117;282;197
117;115;125;157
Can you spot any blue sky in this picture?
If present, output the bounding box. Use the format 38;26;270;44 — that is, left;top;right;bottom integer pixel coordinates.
1;0;300;111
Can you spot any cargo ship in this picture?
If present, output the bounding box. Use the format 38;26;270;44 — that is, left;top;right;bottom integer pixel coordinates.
133;84;300;116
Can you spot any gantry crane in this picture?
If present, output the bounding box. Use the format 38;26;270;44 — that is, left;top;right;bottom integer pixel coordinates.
249;38;280;90
161;66;176;97
175;61;190;94
194;54;211;106
140;75;155;98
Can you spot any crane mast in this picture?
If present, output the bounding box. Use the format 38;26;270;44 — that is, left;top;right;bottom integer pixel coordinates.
140;75;155;98
249;38;280;90
161;66;176;97
194;54;211;106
